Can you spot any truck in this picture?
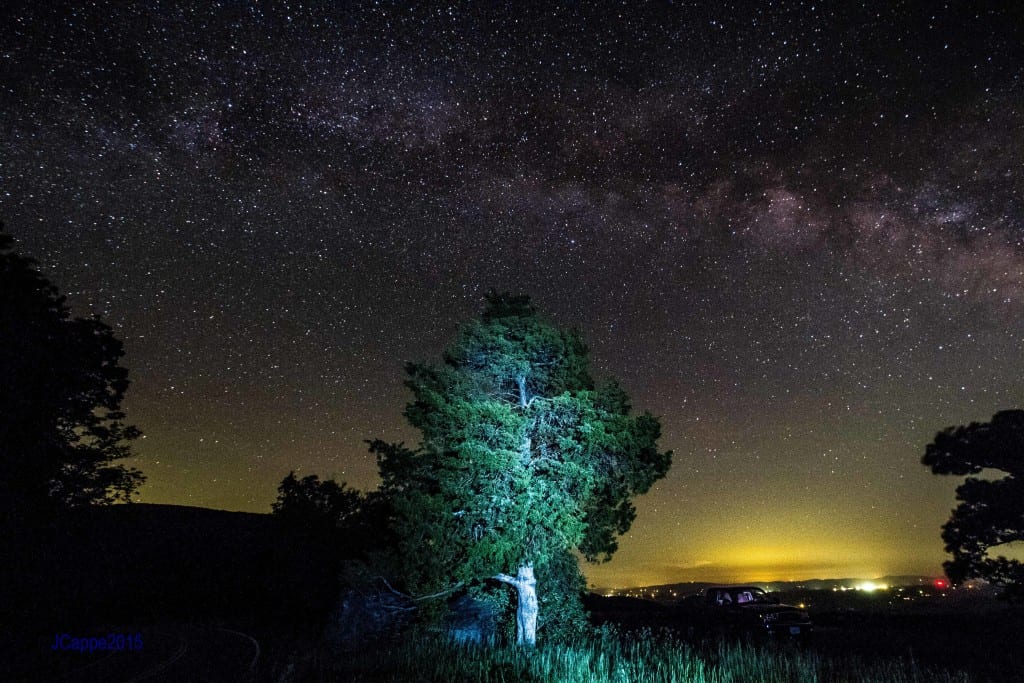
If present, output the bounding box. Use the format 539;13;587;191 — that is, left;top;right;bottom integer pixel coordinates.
681;586;812;640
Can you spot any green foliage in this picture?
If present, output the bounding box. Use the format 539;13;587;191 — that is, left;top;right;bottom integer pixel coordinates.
0;227;143;520
534;550;589;642
374;291;671;637
923;410;1024;600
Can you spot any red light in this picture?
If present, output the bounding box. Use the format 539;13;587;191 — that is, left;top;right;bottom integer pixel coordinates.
933;578;948;589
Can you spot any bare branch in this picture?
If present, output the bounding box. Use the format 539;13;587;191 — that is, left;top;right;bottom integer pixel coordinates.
381;602;418;613
378;577;413;599
379;576;467;603
412;581;466;601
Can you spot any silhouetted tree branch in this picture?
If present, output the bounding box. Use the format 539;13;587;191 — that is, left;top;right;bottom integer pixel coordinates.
923;409;1024;601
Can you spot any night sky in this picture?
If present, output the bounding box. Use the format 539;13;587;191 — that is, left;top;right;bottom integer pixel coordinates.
3;2;1022;588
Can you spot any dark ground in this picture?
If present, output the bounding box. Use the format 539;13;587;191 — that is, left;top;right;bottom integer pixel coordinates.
4;505;1022;681
0;504;336;682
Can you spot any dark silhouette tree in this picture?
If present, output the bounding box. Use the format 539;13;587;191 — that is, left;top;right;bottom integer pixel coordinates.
0;227;143;524
922;409;1024;600
272;471;364;530
269;471;375;628
372;291;672;645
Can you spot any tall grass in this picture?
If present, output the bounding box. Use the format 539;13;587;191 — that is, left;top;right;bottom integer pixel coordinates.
273;627;972;683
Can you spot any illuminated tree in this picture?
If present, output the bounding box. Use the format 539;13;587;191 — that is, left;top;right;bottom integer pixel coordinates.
0;227;143;523
922;410;1024;600
373;291;671;645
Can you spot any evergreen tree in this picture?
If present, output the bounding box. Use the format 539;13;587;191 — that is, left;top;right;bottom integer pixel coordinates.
0;227;143;525
373;291;671;645
923;409;1024;600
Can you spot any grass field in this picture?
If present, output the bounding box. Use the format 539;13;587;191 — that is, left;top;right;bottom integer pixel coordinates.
265;627;974;683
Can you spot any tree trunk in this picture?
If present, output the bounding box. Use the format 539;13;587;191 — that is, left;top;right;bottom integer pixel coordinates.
494;564;538;647
516;375;528;408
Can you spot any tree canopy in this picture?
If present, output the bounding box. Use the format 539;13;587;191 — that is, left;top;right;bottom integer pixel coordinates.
272;471;364;530
373;291;671;644
922;409;1024;600
0;228;143;523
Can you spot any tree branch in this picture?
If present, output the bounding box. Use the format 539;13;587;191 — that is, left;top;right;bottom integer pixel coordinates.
378;577;465;602
378;577;412;599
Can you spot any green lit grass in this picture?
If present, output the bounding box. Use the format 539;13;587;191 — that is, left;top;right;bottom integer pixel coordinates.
275;628;972;683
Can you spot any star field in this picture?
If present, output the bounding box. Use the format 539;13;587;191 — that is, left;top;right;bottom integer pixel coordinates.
2;2;1023;586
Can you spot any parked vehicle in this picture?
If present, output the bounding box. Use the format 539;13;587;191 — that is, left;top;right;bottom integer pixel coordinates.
681;586;812;640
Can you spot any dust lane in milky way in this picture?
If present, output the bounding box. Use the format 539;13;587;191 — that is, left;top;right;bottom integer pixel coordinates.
2;2;1023;586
